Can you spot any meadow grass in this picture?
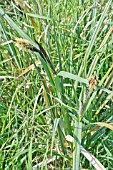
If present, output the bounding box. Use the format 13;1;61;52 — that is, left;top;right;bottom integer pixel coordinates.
0;0;113;169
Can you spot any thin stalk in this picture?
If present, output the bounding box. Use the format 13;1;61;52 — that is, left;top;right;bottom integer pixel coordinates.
73;121;82;170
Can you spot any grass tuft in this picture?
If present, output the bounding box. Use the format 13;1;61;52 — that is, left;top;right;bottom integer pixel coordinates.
0;0;113;169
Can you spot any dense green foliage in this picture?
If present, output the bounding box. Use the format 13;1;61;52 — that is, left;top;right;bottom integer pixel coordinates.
0;0;113;169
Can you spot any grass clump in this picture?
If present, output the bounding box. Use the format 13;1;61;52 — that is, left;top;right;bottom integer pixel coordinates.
0;0;113;169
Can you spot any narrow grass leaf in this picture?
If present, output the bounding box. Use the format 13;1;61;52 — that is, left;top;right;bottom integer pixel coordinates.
73;121;82;170
26;13;52;21
80;145;106;170
27;141;32;170
84;0;112;75
17;60;40;78
0;7;38;48
87;26;113;77
66;135;106;170
52;118;60;148
95;92;113;115
93;122;113;131
58;71;88;84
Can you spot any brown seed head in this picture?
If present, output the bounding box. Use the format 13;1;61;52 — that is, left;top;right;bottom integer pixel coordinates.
88;75;97;90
